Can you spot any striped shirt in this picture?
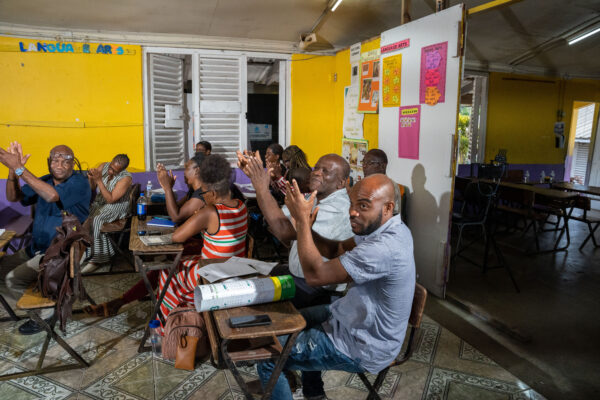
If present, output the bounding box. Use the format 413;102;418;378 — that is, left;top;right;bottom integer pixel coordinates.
201;200;248;259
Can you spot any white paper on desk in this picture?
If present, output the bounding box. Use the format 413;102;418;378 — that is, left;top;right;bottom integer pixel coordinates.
198;261;259;283
0;229;5;236
224;257;278;276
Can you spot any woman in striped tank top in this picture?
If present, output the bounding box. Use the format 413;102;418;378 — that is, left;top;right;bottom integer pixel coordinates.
158;155;248;326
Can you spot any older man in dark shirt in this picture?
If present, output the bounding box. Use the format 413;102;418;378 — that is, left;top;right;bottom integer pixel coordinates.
0;142;90;334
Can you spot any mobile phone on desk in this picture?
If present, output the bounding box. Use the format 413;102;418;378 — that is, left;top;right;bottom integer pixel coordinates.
148;230;162;236
229;314;271;328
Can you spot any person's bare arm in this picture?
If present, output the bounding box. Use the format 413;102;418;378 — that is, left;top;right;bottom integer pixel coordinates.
95;175;132;204
156;164;203;223
0;144;59;203
312;229;357;259
171;207;212;243
88;163;105;191
284;180;352;286
237;150;296;243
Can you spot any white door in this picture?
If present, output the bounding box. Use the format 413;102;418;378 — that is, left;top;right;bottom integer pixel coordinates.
147;54;187;169
378;5;465;297
193;54;247;165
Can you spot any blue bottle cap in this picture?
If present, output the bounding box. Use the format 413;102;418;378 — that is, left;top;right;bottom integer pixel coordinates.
149;320;160;328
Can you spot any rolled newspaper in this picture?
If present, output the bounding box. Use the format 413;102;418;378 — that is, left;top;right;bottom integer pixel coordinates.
194;275;295;312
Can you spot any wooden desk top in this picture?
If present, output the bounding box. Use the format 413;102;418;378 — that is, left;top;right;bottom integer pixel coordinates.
477;179;578;200
213;301;306;340
0;230;16;249
129;217;183;254
552;182;600;196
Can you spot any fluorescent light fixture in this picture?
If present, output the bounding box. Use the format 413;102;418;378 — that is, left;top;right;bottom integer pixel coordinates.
331;0;343;12
568;26;600;45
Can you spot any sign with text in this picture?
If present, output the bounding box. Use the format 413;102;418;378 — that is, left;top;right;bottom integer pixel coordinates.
381;39;410;54
398;105;421;160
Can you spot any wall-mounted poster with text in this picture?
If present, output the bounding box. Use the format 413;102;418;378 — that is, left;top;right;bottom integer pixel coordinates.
419;42;447;106
358;49;380;113
382;54;402;107
398;105;421;160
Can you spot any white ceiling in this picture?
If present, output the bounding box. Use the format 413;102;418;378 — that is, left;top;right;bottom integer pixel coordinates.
0;0;599;77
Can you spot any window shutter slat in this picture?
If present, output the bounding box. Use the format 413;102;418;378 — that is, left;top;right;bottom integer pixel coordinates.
149;54;185;169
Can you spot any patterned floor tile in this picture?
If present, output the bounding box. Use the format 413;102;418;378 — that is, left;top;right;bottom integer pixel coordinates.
423;367;528;400
186;370;235;400
0;367;75;400
96;301;150;340
459;340;497;366
410;320;441;364
345;369;401;396
432;327;523;383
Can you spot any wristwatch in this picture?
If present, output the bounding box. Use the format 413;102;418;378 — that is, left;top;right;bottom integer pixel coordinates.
14;167;25;177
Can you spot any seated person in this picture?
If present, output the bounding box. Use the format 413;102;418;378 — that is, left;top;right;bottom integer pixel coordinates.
362;149;406;221
195;140;212;157
282;145;311;172
269;145;311;197
0;142;90;335
84;155;208;317
157;155;206;224
257;175;416;400
238;151;353;310
82;154;133;273
157;154;248;325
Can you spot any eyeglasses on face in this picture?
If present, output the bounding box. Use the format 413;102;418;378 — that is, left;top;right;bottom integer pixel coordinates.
49;153;74;162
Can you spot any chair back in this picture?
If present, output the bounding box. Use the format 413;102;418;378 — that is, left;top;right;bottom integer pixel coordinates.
460;181;496;222
409;283;427;329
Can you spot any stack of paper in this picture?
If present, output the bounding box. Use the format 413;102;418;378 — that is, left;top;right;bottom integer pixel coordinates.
198;257;278;283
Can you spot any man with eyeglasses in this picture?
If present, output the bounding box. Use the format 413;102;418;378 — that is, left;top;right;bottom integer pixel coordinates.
0;142;90;335
362;149;404;219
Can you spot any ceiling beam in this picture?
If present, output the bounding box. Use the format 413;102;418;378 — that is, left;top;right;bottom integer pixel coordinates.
467;0;523;16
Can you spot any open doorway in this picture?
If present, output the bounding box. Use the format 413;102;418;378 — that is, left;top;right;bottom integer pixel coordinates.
565;102;598;186
247;58;280;159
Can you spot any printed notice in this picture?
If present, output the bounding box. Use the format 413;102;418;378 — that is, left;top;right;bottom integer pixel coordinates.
419;42;448;106
382;54;402;107
398;105;421;160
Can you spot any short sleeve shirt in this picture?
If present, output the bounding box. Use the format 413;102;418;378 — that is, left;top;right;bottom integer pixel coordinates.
323;215;416;373
282;188;354;279
21;173;90;255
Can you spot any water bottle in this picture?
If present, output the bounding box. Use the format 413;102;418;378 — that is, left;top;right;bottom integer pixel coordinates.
146;180;153;194
540;171;545;184
523;170;530;183
148;320;162;357
550;170;555;183
137;192;147;221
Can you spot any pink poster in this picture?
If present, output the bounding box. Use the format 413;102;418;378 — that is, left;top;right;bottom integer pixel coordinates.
419;42;447;106
398;105;420;160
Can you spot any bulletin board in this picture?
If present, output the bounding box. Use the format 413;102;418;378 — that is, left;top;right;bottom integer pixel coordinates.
378;5;465;297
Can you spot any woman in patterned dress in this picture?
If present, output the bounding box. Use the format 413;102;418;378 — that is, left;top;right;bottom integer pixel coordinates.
82;154;132;273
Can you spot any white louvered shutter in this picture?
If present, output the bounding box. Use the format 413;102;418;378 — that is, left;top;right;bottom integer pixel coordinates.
197;56;247;165
149;54;186;169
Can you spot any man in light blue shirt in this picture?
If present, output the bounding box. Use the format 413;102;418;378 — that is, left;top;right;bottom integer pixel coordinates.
256;174;416;400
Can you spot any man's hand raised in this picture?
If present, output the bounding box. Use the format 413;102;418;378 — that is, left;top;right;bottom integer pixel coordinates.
284;180;318;227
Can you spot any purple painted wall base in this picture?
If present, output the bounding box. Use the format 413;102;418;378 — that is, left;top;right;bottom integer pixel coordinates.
456;163;565;182
0;168;252;227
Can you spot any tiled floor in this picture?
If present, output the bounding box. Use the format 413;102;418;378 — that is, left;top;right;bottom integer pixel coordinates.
0;271;546;400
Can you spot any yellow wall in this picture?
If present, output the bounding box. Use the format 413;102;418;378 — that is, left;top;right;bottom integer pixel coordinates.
0;36;144;176
291;38;380;164
485;72;600;164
